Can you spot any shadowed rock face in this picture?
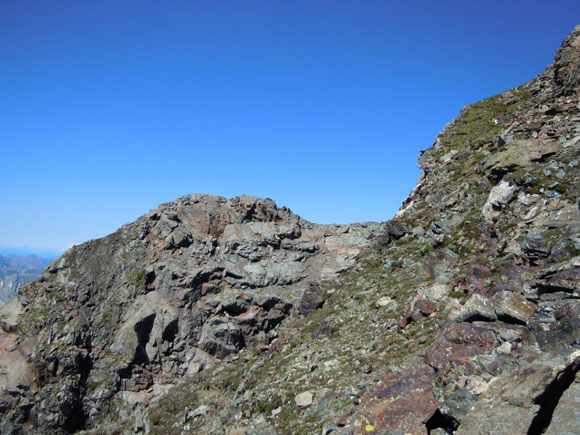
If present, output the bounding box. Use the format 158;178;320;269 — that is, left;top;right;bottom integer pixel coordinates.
3;26;580;435
0;194;389;432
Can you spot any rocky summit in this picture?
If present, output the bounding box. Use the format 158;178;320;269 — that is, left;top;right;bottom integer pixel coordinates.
2;26;580;435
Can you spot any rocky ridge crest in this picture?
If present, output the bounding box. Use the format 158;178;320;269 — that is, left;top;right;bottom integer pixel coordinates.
0;194;389;433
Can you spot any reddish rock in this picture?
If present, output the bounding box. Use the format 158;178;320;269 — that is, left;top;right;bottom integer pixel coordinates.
414;298;437;315
383;220;407;240
425;323;498;370
453;263;492;297
410;311;425;322
298;285;325;315
351;360;437;434
398;300;436;330
398;315;411;329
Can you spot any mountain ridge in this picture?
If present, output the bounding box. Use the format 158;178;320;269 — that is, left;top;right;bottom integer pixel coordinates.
2;26;580;434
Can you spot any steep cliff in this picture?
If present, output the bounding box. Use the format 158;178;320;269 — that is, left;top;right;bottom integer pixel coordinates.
2;26;580;435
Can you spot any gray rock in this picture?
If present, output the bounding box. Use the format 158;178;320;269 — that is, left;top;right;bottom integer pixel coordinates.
554;25;580;93
295;391;313;407
569;233;580;250
483;139;563;180
199;317;245;358
545;373;580;435
452;294;497;323
375;296;395;307
383;258;403;275
186;405;209;421
493;291;537;325
522;230;550;262
421;283;449;302
482;181;517;222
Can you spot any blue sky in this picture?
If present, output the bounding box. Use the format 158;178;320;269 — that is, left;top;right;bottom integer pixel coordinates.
1;1;579;250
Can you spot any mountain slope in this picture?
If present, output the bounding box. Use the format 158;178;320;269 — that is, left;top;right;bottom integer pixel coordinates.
2;26;580;435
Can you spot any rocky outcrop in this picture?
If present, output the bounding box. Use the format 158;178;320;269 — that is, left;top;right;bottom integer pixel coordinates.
3;26;580;435
555;25;580;94
0;194;388;433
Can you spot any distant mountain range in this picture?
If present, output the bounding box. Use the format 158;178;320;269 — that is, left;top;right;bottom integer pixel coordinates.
0;254;52;304
0;245;63;261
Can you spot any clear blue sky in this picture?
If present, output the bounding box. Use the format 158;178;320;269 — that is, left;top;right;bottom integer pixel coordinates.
1;1;579;250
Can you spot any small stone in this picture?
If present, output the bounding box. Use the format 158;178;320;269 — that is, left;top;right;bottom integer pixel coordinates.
375;296;394;307
324;359;338;370
499;330;522;343
569;233;580;251
422;283;449;302
382;259;403;275
414;299;437;315
496;342;512;355
412;226;426;237
186;405;209;421
403;258;414;268
295;391;313;407
345;386;359;396
411;311;426;322
522;230;550;261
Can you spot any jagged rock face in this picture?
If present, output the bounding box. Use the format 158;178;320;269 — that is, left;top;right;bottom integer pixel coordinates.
555;25;580;94
0;194;387;433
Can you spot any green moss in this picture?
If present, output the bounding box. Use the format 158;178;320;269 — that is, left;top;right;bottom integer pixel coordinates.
450;291;465;300
440;95;509;152
465;151;486;168
87;379;102;392
420;244;433;256
125;268;148;295
396;236;410;246
424;337;436;346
